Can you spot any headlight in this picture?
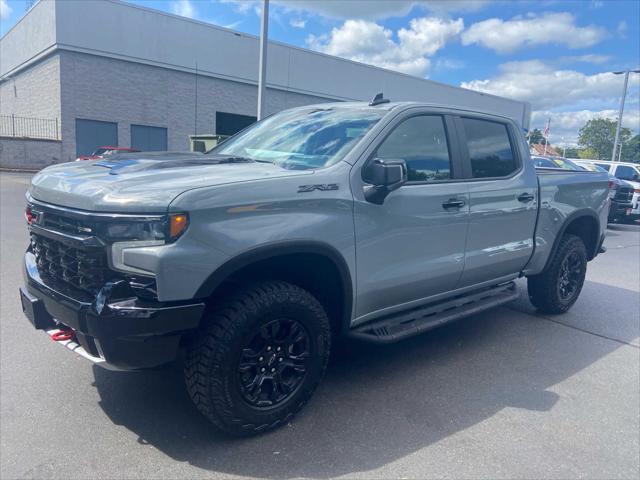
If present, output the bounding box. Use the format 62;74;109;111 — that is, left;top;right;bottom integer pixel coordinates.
100;213;189;243
107;213;189;276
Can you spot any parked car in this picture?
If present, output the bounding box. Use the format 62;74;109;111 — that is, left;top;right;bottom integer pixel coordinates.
76;146;140;161
574;160;635;223
531;155;583;170
20;100;608;436
572;159;640;223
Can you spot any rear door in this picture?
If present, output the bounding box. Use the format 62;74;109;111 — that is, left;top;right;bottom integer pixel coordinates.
455;115;539;287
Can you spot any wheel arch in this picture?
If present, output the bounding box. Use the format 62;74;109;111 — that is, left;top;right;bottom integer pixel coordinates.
543;209;601;271
194;241;354;334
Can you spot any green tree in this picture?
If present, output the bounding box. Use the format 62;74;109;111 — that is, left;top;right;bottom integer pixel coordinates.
564;147;581;158
577;118;632;161
621;134;640;163
578;148;599;160
527;128;546;145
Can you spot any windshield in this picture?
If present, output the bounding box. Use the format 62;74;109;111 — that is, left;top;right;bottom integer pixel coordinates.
532;156;557;168
580;163;606;173
551;157;582;170
210;107;384;170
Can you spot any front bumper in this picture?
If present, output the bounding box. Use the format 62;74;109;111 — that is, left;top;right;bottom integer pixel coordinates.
608;201;637;221
20;252;205;370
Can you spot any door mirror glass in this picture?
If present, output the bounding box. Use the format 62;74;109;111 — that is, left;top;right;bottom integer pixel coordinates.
363;158;407;204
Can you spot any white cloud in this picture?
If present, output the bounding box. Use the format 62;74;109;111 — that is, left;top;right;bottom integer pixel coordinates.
434;58;466;71
290;18;306;29
171;0;196;19
306;17;463;77
531;109;640;145
460;60;638;110
461;12;607;54
617;20;628;37
223;0;489;20
0;0;13;21
558;54;611;65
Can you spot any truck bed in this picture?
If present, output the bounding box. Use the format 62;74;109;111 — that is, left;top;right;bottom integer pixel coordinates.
525;169;609;275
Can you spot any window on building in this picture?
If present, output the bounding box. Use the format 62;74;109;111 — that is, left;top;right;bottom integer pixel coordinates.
614;165;640;181
462;118;517;178
75;119;118;157
375;116;451;182
216;112;256;136
131;124;168;151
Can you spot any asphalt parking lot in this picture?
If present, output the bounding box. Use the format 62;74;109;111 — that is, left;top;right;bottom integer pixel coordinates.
1;171;638;480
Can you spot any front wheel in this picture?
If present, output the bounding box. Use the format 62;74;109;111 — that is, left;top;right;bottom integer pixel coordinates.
184;281;331;436
527;234;587;314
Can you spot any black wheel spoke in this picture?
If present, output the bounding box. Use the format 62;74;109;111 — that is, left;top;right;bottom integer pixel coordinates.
558;251;583;300
237;318;310;408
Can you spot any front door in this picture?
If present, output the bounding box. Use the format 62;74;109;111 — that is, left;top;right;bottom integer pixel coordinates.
353;113;469;322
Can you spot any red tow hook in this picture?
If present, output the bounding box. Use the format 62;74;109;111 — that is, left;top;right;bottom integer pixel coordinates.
51;329;75;342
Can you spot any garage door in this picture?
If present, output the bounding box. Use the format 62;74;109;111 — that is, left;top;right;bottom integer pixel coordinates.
131;125;168;152
216;112;256;136
75;119;118;157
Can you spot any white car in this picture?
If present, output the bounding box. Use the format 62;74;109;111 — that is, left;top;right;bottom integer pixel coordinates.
572;159;640;222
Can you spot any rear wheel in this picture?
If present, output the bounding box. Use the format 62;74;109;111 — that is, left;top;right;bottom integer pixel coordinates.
527;234;587;314
184;281;331;436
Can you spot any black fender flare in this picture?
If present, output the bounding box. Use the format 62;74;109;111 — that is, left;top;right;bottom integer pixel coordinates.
542;209;601;272
194;241;354;332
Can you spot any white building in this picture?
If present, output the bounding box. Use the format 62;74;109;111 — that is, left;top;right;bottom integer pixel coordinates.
0;0;530;169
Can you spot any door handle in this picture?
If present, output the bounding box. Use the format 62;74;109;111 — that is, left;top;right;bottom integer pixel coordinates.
517;193;535;203
442;198;465;209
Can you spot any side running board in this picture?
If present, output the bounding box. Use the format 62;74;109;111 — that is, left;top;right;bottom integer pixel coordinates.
349;282;519;344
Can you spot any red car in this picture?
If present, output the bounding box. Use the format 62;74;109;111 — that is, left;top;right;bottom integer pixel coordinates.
76;146;140;161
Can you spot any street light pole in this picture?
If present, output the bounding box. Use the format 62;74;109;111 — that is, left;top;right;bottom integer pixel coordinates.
257;0;269;120
611;69;640;162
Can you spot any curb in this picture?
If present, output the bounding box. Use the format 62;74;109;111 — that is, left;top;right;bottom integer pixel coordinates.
0;167;40;173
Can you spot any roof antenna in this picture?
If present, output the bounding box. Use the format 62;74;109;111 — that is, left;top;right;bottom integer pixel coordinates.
369;92;390;106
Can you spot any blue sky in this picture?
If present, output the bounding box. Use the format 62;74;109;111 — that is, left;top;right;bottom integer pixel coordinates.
1;0;638;145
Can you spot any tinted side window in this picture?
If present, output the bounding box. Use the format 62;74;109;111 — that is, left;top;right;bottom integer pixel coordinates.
376;116;451;182
462;118;517;178
594;163;611;172
614;165;639;181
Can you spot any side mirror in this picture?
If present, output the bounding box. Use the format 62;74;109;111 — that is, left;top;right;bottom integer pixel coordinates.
362;158;407;205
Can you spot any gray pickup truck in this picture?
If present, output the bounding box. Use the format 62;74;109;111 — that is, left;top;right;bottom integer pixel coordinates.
20;99;609;435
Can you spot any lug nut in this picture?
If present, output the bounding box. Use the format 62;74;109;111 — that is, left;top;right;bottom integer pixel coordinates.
258;356;264;362
276;346;281;351
267;346;271;351
271;368;276;373
261;367;266;372
278;357;283;362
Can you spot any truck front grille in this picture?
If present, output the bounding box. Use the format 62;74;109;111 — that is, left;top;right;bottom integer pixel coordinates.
614;187;634;203
30;233;112;294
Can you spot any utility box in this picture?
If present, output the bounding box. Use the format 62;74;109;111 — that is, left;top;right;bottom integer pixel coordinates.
189;134;229;153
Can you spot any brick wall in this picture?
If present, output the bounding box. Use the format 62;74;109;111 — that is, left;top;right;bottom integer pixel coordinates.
58;51;333;163
0;137;63;169
0;53;61;121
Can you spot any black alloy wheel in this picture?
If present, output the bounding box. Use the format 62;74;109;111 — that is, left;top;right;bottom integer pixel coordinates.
238;318;310;408
557;251;583;301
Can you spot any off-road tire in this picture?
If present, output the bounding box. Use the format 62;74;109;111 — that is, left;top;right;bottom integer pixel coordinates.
184;281;331;436
527;234;587;314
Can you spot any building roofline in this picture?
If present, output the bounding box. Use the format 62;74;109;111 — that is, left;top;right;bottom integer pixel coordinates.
1;0;526;109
